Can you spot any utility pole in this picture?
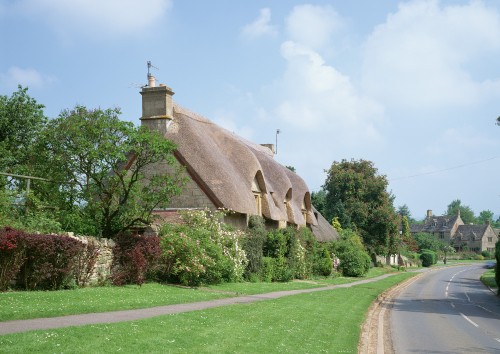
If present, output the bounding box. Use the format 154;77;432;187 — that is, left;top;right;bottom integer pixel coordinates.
275;129;280;155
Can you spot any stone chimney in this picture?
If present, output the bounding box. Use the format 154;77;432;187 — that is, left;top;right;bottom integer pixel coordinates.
140;76;174;136
260;144;275;156
426;209;433;219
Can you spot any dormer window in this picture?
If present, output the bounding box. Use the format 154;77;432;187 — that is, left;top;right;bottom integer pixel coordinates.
302;192;312;224
252;172;266;216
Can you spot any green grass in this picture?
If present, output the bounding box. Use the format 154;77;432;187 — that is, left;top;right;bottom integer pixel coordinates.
480;269;497;289
1;267;397;322
0;273;416;353
0;284;233;322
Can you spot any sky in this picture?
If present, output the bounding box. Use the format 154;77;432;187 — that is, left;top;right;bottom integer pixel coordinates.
1;0;499;220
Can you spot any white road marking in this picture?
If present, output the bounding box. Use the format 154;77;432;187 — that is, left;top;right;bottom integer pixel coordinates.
495;338;500;343
450;303;455;308
460;312;479;328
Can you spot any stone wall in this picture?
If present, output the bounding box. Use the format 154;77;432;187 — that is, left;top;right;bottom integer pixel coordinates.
144;158;216;210
68;234;115;286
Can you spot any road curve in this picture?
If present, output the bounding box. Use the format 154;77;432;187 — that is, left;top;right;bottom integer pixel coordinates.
390;264;500;353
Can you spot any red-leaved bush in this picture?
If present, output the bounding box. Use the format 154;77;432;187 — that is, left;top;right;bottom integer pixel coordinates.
111;233;161;286
0;227;99;291
17;233;85;290
0;227;27;291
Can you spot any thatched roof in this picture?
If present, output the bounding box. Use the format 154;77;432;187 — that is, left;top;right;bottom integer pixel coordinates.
165;103;338;242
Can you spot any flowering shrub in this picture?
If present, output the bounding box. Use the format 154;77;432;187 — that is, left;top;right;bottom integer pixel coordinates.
158;209;248;286
111;233;161;286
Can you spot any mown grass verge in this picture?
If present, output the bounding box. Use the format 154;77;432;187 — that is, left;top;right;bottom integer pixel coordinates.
0;272;415;353
0;267;396;322
480;269;497;289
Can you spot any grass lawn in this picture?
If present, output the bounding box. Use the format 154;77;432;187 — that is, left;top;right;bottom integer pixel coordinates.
0;267;396;322
0;282;325;322
480;269;497;289
0;272;416;353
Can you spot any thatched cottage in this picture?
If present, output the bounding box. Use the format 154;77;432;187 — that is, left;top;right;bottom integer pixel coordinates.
139;76;338;242
410;209;497;253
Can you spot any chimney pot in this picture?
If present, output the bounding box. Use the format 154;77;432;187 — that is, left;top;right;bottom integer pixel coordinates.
148;75;156;88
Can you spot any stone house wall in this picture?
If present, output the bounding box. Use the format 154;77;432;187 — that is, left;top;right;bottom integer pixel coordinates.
145;158;216;210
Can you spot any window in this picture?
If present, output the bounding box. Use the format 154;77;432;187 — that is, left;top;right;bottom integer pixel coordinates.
252;173;265;216
439;232;445;239
488;237;493;243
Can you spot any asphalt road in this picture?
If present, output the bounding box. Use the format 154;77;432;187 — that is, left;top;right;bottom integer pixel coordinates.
390;264;500;353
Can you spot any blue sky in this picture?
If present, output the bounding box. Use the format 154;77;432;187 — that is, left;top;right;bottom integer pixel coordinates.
1;0;499;220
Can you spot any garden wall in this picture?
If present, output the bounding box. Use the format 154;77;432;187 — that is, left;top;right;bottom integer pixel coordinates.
67;233;115;285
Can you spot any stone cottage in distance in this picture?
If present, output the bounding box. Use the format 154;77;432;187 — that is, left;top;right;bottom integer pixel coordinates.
410;209;497;253
139;75;338;242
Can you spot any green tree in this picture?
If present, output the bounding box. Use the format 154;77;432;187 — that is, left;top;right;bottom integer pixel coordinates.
446;199;475;224
311;189;326;215
401;216;418;252
397;204;415;223
331;229;371;277
414;232;444;253
495;240;500;296
323;159;398;255
34;106;184;238
0;86;47;179
331;217;342;233
476;210;494;225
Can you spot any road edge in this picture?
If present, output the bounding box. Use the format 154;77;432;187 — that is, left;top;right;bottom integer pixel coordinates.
357;271;424;354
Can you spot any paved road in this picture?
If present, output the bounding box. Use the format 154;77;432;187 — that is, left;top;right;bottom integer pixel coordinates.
390;264;500;353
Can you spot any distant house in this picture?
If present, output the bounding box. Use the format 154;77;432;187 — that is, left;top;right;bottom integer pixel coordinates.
410;209;497;253
138;76;338;242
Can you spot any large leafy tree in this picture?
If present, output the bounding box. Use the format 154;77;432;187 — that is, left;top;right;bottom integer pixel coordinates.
446;199;475;224
414;232;444;253
323;159;398;255
397;204;415;223
311;189;326;216
0;86;46;177
476;210;494;225
401;216;418;252
34;106;184;238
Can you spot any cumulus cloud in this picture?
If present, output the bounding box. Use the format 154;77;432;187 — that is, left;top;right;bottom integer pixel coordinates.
275;41;383;137
10;0;172;39
0;66;56;90
241;8;278;39
362;0;500;110
285;4;344;51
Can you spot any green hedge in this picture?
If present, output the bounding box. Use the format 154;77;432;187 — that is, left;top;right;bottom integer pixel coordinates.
420;249;437;267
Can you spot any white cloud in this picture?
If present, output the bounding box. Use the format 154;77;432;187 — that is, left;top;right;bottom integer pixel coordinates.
241;8;278;39
11;0;172;39
362;0;500;110
212;109;255;141
286;4;344;51
271;40;384;144
0;66;56;90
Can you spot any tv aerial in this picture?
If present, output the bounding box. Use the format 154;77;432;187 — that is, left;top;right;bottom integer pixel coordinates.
147;61;159;79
